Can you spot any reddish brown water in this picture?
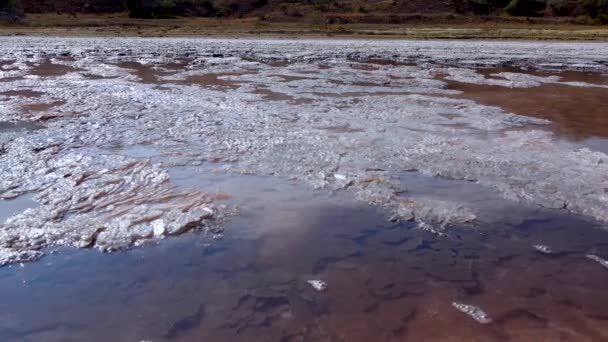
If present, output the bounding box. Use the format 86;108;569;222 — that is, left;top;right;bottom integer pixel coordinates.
116;62;251;90
445;69;608;142
0;90;45;98
26;61;84;77
1;171;608;342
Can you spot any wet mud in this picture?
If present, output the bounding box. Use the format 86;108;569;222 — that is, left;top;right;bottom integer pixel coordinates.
445;71;608;140
443;66;608;154
26;61;85;78
0;37;608;340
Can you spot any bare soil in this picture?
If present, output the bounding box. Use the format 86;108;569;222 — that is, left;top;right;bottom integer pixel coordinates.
1;14;608;40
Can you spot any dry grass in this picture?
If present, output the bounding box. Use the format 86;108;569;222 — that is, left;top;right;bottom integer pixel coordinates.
1;14;607;40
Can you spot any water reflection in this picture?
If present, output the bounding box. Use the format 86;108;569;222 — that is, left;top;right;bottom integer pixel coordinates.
1;174;607;341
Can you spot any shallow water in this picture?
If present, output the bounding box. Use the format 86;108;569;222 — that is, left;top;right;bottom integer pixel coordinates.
446;71;608;140
0;194;36;224
0;121;43;134
1;177;608;341
1;38;608;341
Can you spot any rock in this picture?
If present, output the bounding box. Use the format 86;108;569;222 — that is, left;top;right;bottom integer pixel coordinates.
307;280;328;292
152;219;166;237
533;245;553;254
452;302;492;324
164;207;214;236
394;203;415;222
0;248;43;267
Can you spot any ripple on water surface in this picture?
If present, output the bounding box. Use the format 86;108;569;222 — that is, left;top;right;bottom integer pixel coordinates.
1;172;608;341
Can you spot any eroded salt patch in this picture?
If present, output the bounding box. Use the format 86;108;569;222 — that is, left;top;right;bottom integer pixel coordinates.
1;38;607;265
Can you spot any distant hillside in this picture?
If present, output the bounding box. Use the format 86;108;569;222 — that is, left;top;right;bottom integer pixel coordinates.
3;0;608;24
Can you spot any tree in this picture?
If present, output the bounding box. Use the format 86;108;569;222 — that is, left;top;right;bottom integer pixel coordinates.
0;0;24;16
124;0;178;18
122;0;266;18
582;0;608;18
547;0;571;15
470;0;490;15
505;0;545;15
451;0;510;15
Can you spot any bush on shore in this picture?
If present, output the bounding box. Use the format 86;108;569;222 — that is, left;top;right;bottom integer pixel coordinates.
0;0;24;16
123;0;267;18
7;0;608;22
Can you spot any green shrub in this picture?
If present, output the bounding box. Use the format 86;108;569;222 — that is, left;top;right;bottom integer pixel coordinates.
470;0;490;15
582;0;608;18
125;0;221;18
574;14;597;23
0;0;24;16
124;0;164;18
505;0;545;16
547;0;571;15
193;0;216;15
451;0;510;15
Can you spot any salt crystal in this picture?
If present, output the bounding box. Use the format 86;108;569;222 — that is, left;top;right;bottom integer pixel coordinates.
307;280;327;291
